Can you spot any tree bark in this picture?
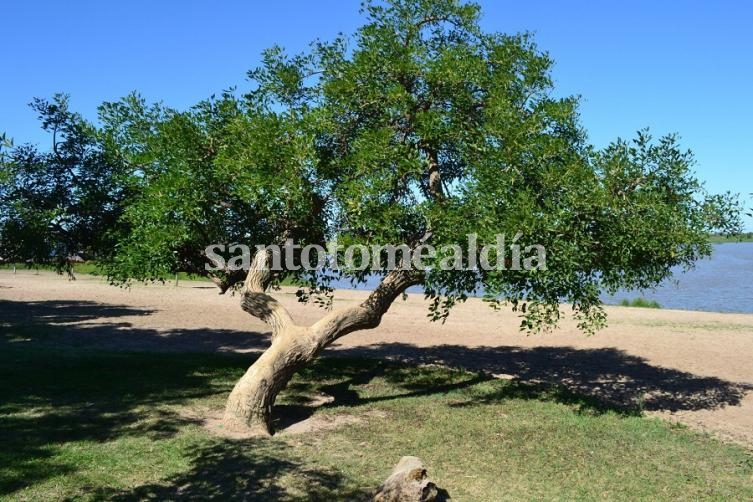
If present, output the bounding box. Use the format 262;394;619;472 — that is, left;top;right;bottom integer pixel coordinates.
222;324;317;434
222;251;420;435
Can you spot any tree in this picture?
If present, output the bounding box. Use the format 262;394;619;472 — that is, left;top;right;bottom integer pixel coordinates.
65;0;742;434
0;95;128;274
96;91;328;291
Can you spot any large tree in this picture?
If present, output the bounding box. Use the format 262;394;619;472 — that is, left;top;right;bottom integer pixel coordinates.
0;95;128;273
18;0;739;435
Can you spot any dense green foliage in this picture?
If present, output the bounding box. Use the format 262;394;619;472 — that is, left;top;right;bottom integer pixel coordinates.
0;0;741;331
0;96;128;272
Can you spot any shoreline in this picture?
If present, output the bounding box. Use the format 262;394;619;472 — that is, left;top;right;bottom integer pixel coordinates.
3;267;753;316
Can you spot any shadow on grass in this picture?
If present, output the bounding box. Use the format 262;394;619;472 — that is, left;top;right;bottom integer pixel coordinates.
0;297;366;499
0;345;240;496
97;440;370;501
0;344;374;499
1;297;751;498
276;358;491;430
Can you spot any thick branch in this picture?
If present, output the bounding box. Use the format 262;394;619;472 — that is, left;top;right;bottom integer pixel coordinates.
240;250;294;335
311;269;422;346
426;148;444;201
208;268;246;294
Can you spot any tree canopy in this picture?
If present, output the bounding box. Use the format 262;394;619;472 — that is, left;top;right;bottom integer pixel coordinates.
3;1;743;319
70;0;737;331
0;0;743;434
0;95;129;272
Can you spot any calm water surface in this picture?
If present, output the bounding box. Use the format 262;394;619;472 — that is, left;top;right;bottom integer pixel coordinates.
332;242;753;314
603;242;753;314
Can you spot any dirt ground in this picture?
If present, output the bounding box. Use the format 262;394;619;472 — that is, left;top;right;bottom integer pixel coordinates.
2;270;752;447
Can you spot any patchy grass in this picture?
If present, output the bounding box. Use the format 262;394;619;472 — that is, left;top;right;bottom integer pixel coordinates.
1;337;752;501
619;297;662;309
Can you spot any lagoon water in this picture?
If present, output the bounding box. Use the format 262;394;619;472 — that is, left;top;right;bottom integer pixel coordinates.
331;242;753;314
603;242;753;314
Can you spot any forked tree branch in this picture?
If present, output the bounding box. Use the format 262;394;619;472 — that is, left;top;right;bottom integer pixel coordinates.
311;268;422;347
239;247;422;346
240;250;294;336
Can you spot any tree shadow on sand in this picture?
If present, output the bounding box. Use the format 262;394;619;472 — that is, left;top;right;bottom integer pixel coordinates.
0;298;272;352
0;299;155;324
2;297;749;417
1;298;751;499
269;339;753;433
323;343;753;414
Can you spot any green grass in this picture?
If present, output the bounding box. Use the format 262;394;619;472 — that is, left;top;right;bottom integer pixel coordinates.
708;232;753;243
0;262;214;284
619;297;662;309
1;334;752;500
0;262;101;275
0;263;309;287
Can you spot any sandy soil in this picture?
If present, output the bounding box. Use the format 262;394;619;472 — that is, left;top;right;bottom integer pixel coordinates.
2;270;752;446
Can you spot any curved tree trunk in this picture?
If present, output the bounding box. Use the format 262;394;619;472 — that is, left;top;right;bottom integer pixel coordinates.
222;251;419;435
223;325;316;434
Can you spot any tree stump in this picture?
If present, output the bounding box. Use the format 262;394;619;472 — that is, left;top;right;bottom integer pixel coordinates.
374;456;448;502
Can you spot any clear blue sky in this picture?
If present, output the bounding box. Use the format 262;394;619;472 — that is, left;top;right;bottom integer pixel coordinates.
2;1;751;228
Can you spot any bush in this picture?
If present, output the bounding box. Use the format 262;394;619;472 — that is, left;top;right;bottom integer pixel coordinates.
619;298;661;309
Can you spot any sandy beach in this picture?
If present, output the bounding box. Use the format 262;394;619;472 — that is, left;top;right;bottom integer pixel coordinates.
2;270;752;446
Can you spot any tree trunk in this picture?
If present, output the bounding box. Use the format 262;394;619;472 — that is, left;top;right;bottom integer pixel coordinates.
221;251;420;435
222;325;318;435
